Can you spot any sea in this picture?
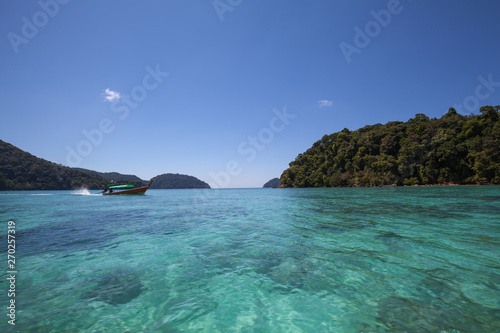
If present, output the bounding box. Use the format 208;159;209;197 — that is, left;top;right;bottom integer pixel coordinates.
0;186;499;332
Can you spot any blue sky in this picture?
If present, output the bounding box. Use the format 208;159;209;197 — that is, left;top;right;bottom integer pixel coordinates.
1;1;499;188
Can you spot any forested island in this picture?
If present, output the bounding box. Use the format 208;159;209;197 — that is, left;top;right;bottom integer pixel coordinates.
263;178;280;188
0;140;107;190
279;106;499;187
150;173;210;189
0;140;210;190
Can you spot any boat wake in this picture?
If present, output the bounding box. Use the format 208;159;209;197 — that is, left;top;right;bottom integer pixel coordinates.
73;188;100;196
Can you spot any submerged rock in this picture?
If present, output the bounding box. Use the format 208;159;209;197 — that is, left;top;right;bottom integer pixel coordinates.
375;231;404;241
314;218;376;235
13;215;117;257
80;268;144;305
153;296;218;330
376;293;500;332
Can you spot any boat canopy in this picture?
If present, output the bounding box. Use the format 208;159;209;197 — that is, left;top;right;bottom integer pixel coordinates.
108;184;135;189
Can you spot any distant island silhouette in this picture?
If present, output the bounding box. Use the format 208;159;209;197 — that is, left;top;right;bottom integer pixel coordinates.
150;173;210;189
263;178;280;188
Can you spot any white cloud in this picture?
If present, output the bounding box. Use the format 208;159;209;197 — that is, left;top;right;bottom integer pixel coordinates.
318;99;333;107
102;88;121;102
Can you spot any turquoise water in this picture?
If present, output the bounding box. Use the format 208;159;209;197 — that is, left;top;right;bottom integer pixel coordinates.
0;187;499;332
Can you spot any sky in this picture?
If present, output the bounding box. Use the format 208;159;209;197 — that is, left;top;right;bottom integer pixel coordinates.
1;1;499;188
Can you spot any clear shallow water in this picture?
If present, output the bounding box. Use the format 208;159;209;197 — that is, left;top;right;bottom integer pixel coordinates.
0;187;499;332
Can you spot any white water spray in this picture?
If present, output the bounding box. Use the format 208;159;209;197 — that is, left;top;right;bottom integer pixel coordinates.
74;188;92;195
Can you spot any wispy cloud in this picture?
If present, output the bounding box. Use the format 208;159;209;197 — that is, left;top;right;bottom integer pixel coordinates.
102;88;121;102
318;99;333;107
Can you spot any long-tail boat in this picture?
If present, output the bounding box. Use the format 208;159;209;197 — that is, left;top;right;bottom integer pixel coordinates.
102;180;153;195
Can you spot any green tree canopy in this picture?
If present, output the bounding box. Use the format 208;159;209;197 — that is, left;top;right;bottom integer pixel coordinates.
280;106;500;187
